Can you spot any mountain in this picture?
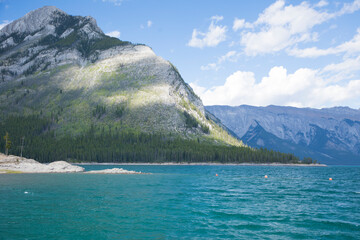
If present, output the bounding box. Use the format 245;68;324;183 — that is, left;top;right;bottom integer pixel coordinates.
0;6;231;139
206;105;360;165
0;6;305;164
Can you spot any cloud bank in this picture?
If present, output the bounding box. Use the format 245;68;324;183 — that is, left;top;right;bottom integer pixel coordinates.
189;1;360;108
191;60;360;108
233;0;360;56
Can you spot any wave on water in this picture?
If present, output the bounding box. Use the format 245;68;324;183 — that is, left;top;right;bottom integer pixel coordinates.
0;165;359;239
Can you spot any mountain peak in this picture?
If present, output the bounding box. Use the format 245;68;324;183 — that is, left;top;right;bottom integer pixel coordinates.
29;6;65;16
0;6;119;80
1;6;67;36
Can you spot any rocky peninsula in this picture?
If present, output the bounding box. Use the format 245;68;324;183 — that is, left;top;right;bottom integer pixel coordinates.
0;153;84;173
0;153;144;174
85;168;145;174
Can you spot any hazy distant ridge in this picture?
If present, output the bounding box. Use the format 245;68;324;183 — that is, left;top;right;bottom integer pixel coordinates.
206;105;360;164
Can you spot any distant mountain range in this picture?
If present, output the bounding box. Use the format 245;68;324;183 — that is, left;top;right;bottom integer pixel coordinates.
206;105;360;165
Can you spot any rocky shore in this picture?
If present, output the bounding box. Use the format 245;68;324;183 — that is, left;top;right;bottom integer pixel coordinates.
1;153;324;174
0;153;145;174
85;168;145;174
0;153;84;173
77;162;327;166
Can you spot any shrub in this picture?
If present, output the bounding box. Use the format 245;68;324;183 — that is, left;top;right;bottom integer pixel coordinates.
184;111;198;128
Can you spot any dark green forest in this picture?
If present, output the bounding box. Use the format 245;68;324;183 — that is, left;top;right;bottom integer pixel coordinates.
0;115;315;164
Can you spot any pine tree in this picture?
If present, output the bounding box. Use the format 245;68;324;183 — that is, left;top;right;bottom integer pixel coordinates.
4;132;11;155
20;136;25;157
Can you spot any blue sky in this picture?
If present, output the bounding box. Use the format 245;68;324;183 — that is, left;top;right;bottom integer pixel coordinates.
1;0;360;108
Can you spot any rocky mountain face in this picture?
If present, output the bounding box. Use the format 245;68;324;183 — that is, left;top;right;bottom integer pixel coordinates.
206;105;360;164
0;6;241;146
0;6;109;79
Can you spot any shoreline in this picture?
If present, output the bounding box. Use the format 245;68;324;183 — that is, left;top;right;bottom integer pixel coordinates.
0;154;144;174
75;162;327;167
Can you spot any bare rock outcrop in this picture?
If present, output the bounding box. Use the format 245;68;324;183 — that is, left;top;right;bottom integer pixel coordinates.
85;168;144;174
0;153;84;173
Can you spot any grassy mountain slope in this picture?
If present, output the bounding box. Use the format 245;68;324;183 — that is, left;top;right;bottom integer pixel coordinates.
0;44;240;146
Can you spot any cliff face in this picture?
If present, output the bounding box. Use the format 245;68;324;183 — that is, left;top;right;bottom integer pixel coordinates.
1;6;106;78
206;105;360;164
0;6;242;146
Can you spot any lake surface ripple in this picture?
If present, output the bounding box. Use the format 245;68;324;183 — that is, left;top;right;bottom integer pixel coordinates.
1;165;359;239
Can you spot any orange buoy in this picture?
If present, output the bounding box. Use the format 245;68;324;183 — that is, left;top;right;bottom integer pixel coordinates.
329;178;332;181
264;175;268;178
216;174;218;176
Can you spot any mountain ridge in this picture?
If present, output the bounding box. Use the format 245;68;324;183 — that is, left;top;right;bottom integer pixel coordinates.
206;105;360;164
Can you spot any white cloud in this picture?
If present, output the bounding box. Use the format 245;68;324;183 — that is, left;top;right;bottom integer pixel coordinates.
315;0;328;8
188;16;227;48
236;0;360;56
289;28;360;57
201;51;238;71
218;51;238;62
321;56;360;83
211;15;224;22
189;82;206;96
0;20;11;30
337;0;360;15
233;18;244;31
102;0;123;6
338;29;360;53
141;20;153;29
323;56;360;73
254;0;332;33
238;0;333;56
241;27;292;55
147;20;152;28
106;30;121;38
200;63;219;71
191;64;360;108
289;46;337;58
232;18;248;31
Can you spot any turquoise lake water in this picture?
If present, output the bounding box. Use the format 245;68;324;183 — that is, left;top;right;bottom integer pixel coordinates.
0;165;359;239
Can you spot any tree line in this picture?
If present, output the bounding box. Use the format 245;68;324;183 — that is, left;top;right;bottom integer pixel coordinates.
0;115;316;164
